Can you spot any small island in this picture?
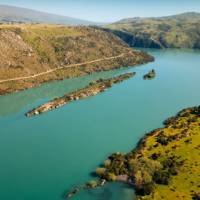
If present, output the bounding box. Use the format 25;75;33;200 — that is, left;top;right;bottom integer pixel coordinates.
91;106;200;200
143;69;156;80
26;72;135;117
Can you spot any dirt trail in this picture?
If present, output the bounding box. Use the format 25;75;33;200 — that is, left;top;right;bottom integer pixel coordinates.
0;54;125;84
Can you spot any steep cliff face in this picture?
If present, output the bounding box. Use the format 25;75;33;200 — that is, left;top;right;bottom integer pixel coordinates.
105;12;200;49
0;24;153;95
103;29;163;48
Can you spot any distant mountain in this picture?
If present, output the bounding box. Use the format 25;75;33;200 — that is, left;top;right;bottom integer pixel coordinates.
105;12;200;49
117;12;200;23
157;12;200;21
0;4;96;25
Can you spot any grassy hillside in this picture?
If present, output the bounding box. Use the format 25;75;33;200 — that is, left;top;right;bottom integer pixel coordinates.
0;4;95;25
105;12;200;49
0;24;153;95
96;106;200;199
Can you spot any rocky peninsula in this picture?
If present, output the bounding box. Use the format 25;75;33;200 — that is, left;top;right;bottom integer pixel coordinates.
26;72;135;117
91;106;200;200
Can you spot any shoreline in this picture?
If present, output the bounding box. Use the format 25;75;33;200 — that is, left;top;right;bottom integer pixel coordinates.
90;106;200;200
0;52;154;96
26;72;135;117
0;54;126;84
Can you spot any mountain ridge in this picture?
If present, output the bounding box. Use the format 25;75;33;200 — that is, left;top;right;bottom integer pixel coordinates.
115;12;200;24
106;12;200;49
0;4;98;25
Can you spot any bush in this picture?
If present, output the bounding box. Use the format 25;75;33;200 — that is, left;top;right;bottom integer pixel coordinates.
135;182;154;196
192;193;200;200
104;159;111;167
153;156;181;185
134;170;154;195
156;133;169;145
104;81;112;88
96;167;106;177
151;152;161;160
105;172;117;181
86;180;98;188
128;158;162;177
162;156;181;175
153;170;170;185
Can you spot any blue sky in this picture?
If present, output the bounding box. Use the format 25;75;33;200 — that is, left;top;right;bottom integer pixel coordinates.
0;0;200;22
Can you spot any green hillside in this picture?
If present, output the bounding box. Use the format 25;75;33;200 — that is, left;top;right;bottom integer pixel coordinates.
106;12;200;49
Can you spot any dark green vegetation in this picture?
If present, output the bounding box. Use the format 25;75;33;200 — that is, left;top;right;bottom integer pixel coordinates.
105;12;200;49
0;4;94;25
0;24;153;95
95;106;200;199
143;70;156;80
26;73;135;117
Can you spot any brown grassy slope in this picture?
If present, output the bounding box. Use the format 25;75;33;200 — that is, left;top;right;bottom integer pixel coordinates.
0;24;153;95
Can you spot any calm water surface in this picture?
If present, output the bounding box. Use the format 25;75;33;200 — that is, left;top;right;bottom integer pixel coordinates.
0;49;200;200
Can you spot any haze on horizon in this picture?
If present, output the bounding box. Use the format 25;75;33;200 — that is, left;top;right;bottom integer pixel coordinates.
0;0;200;22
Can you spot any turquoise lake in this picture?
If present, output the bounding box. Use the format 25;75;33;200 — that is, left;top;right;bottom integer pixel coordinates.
0;49;200;200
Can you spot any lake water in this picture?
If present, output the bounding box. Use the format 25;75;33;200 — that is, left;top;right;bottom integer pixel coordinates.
0;49;200;200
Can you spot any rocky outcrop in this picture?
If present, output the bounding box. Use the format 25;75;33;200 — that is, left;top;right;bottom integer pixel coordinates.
26;73;135;117
143;69;156;80
65;179;106;199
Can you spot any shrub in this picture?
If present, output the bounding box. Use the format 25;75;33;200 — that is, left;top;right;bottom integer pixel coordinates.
104;81;112;88
105;172;117;181
150;152;161;160
192;193;200;200
104;159;111;167
134;170;154;195
153;170;170;185
135;182;154;196
96;167;106;177
156;133;169;145
162;156;181;175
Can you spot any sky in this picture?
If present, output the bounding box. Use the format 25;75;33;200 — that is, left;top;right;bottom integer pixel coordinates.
0;0;200;22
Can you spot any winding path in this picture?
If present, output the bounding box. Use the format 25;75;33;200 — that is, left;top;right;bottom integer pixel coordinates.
0;53;125;84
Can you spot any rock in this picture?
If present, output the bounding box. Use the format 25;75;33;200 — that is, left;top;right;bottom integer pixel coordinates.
34;111;39;115
68;96;74;101
75;96;79;100
143;69;156;80
66;187;80;199
100;179;106;186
